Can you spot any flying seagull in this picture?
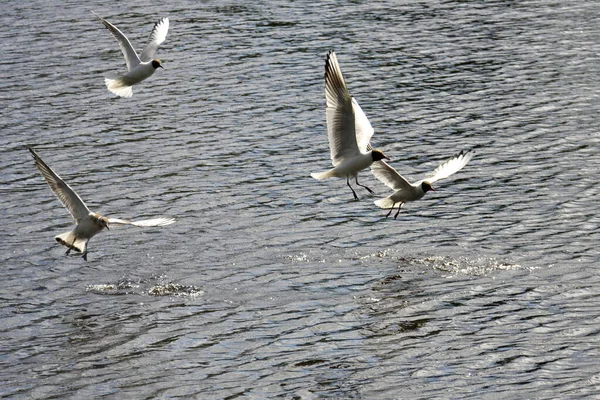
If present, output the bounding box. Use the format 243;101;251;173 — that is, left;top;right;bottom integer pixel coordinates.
311;50;389;201
28;148;175;260
371;149;474;219
92;11;169;98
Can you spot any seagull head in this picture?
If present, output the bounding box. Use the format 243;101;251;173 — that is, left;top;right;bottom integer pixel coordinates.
421;181;435;193
371;149;390;162
152;59;164;69
95;215;110;230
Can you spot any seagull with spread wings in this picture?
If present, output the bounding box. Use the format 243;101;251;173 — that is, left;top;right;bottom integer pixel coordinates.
311;50;390;201
28;148;175;260
92;12;169;98
371;150;475;219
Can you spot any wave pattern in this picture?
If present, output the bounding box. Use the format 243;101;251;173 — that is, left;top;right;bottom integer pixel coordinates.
0;0;599;398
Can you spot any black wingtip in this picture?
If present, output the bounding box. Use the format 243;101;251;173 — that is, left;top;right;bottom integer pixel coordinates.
324;50;337;77
456;148;475;159
326;50;335;63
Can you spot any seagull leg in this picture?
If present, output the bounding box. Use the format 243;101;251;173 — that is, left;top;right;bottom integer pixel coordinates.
394;203;404;219
81;239;89;261
347;177;359;201
355;176;374;194
66;236;77;256
385;203;396;218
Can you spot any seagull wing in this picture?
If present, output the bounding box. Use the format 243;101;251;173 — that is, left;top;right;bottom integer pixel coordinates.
28;148;91;221
324;51;363;166
352;98;375;154
418;150;475;185
139;17;169;62
92;11;141;71
371;160;413;191
107;217;176;227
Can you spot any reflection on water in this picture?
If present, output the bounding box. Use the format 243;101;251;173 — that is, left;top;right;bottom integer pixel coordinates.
1;0;599;398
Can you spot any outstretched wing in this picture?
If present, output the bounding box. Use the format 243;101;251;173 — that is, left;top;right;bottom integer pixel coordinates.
92;11;141;71
107;217;176;227
28;148;91;220
371;160;412;191
139;17;169;62
418;150;475;185
325;50;365;166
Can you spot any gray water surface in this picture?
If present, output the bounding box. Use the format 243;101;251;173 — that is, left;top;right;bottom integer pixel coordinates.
1;0;599;398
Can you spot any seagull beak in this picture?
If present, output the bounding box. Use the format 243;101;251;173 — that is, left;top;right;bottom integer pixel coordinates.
159;64;164;69
385;156;391;161
430;186;436;191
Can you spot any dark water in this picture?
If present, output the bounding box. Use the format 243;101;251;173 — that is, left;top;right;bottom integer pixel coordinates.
1;0;599;398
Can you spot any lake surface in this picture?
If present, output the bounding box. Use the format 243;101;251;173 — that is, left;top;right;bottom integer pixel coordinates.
1;0;599;398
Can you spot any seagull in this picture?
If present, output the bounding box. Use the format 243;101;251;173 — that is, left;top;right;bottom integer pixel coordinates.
28;148;176;261
371;149;475;219
92;11;169;98
311;50;390;201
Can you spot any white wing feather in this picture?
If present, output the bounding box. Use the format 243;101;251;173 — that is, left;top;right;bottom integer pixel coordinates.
352;98;374;154
418;150;475;185
371;160;412;191
324;51;362;166
139;17;169;62
29;148;91;221
107;217;176;227
93;11;141;71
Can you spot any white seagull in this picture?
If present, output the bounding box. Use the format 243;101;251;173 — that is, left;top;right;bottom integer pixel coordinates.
28;148;176;261
311;50;390;201
371;149;475;219
92;11;169;98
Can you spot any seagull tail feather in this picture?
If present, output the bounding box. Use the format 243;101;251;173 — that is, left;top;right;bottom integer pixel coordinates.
55;231;86;253
310;169;336;180
374;197;396;209
104;76;133;98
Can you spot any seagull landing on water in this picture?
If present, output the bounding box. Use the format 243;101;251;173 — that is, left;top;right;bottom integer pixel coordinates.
371;150;475;219
311;50;390;201
28;148;175;261
92;11;169;98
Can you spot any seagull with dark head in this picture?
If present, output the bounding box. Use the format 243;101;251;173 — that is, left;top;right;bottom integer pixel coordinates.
92;11;169;98
311;50;390;201
371;150;475;219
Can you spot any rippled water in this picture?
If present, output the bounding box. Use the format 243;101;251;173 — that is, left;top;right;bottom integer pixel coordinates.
1;0;599;398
